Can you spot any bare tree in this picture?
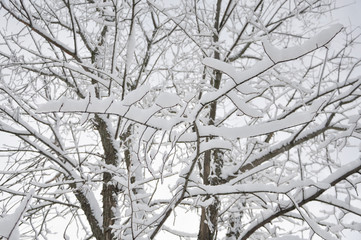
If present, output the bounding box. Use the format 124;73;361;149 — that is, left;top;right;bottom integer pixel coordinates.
0;0;360;239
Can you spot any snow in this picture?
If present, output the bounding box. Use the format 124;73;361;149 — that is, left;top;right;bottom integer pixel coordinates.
238;157;361;239
263;24;343;63
32;21;350;238
52;63;109;86
2;0;358;238
198;111;314;140
289;197;338;240
317;195;361;216
37;86;185;131
202;57;272;92
82;187;103;228
225;161;274;184
200;24;343;107
0;190;34;240
161;225;198;238
38;23;343;136
309;98;326;113
125;105;161;123
38;96;179;130
186;179;329;197
199;139;232;153
270;236;304;240
177;105;317;142
348;114;360;124
155;92;180;108
202;58;239;82
236;83;259;94
122;84;150;106
227;91;262;118
126;26;136;70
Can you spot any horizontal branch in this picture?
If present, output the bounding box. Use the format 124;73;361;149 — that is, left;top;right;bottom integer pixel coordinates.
240;157;361;240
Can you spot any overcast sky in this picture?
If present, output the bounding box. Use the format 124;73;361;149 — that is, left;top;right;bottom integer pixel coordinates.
334;1;361;28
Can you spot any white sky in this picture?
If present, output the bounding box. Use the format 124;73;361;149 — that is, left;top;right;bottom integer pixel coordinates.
333;1;361;28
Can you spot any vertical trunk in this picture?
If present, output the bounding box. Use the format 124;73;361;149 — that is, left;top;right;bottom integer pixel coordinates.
198;1;222;239
91;14;119;237
102;174;117;240
96;115;118;240
198;196;220;240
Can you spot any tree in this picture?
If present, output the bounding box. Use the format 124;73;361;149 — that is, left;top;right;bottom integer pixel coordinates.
0;0;360;239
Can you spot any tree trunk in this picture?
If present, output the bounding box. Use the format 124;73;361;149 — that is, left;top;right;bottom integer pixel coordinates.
96;115;118;240
102;174;117;240
198;1;223;239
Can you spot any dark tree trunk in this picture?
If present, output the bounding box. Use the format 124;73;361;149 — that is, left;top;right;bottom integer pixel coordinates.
198;1;223;239
96;115;119;240
102;174;117;240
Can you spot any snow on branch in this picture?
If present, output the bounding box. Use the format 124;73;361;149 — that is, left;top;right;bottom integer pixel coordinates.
37;85;182;130
0;190;34;240
200;24;343;106
36;25;342;139
227;91;263;118
186;179;330;197
239;157;361;239
198;111;314;139
199;139;232;153
180;98;323;142
263;24;343;63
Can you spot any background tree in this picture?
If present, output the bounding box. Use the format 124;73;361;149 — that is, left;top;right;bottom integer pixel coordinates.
0;0;361;239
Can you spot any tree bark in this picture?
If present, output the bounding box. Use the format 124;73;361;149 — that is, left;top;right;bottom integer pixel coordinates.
198;1;222;239
96;115;118;240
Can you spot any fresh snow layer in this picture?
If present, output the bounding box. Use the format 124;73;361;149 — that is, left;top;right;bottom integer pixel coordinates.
199;111;314;140
0;190;34;239
201;24;343;106
263;24;343;63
